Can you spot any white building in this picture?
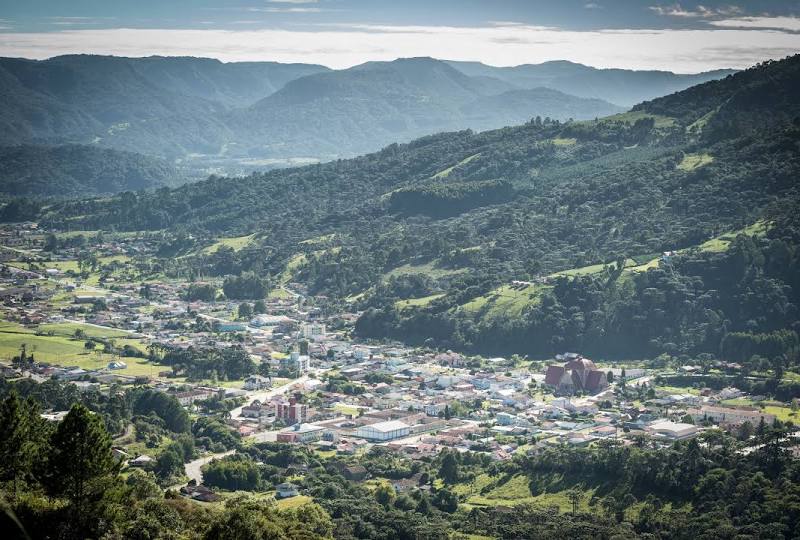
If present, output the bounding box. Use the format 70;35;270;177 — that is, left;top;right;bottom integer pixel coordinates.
300;323;326;340
355;420;411;441
647;421;698;440
689;405;775;426
243;375;272;391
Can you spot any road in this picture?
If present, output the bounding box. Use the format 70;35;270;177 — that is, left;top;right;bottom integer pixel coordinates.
183;450;235;485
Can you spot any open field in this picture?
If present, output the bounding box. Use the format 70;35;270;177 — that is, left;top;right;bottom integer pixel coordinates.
201;234;256;254
395;294;445;310
460;283;549;319
677;152;714;171
432;153;481;179
0;321;159;377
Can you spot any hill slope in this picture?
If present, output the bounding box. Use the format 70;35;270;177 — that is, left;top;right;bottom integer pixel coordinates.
446;59;736;107
233;57;623;158
0;144;184;197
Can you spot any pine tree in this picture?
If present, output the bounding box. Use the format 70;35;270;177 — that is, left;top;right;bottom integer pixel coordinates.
0;393;36;498
44;403;118;532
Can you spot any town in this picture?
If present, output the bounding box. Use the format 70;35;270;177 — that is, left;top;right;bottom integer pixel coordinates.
1;221;796;509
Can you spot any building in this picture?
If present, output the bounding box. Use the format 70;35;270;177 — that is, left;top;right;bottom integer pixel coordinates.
356;420;411;441
276;423;325;443
688;405;776;427
647;421;699;440
241;400;275;421
300;323;326;340
276;398;307;425
544;355;608;394
172;387;216;406
276;482;299;498
281;351;310;373
243;375;272;391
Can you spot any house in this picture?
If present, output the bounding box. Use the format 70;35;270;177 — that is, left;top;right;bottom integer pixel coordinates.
544;355;608;395
129;455;154;467
276;482;299;498
356;420;411;441
107;361;127;370
243;375;272;391
241;400;275;421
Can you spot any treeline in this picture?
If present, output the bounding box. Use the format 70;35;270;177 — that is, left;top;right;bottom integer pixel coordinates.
154;344;255;380
388;179;514;217
358;222;800;374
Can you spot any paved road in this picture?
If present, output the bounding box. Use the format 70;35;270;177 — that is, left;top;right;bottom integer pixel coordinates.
184;450;235;485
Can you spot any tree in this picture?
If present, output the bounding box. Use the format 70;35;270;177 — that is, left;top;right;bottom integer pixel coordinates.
253;300;267;314
738;421;754;441
439;452;459;484
0;393;40;498
375;483;395;507
238;302;253;319
44;404;118;533
85;340;96;351
567;489;582;516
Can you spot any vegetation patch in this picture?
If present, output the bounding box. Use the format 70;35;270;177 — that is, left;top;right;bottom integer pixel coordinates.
677;152;714;171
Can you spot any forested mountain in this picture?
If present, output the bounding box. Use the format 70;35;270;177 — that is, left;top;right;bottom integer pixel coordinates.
23;55;800;362
0;54;730;169
0;144;183;197
446;59;737;107
231;57;623;158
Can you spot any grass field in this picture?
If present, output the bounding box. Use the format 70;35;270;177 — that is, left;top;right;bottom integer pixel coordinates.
0;321;159;377
551;137;577;146
453;473;594;512
395;294;444;310
384;261;465;280
202;235;256;254
461;283;549;319
677;152;714;171
278;253;308;284
276;495;313;509
432;153;481;179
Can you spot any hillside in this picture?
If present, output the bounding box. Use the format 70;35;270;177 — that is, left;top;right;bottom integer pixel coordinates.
0;144;184;197
233;57;623;158
1;54;724;169
446;59;736;107
31;55;800;359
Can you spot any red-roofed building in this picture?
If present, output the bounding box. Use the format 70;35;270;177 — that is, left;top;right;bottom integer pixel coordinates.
544;355;608;395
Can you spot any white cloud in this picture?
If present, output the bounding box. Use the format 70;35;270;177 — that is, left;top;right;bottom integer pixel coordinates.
248;7;323;13
0;23;797;73
649;4;742;18
710;16;800;32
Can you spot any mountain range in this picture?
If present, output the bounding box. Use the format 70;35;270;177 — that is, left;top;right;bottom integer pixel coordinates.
0;54;736;195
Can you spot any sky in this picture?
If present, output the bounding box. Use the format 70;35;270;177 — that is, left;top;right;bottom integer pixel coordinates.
0;1;798;72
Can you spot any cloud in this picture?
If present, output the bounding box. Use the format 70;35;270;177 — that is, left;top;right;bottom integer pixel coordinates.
0;23;797;73
710;16;800;32
649;4;742;18
246;7;323;13
584;2;602;9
